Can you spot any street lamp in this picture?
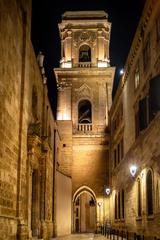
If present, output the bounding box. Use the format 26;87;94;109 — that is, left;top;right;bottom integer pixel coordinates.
130;165;137;177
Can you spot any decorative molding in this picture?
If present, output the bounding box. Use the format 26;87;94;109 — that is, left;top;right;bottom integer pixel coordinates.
74;83;93;100
73;31;96;46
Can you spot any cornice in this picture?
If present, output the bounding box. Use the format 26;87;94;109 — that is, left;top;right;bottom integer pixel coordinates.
54;67;115;85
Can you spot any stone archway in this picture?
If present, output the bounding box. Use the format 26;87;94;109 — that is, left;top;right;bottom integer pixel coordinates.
73;186;96;233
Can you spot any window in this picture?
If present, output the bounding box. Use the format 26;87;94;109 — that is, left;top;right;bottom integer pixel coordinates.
122;189;125;219
118;192;121;219
156;182;160;210
149;75;160;121
135;110;140;138
137;178;142;217
78;100;92;123
135;96;149;138
139;96;149;131
146;170;153;216
135;64;140;89
143;34;150;70
79;45;91;62
115;194;117;220
113;137;123;169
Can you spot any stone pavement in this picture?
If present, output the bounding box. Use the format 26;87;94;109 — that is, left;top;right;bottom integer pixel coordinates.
51;233;109;240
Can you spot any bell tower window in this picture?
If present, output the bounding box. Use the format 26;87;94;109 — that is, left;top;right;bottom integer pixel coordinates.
78;100;92;123
79;45;91;62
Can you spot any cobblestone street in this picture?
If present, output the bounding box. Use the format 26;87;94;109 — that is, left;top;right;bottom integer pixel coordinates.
52;234;108;240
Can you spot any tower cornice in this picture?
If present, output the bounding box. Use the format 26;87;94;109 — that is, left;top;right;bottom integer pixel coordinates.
54;67;115;87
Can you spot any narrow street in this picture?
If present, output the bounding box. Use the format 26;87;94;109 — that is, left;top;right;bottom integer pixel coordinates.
52;234;108;240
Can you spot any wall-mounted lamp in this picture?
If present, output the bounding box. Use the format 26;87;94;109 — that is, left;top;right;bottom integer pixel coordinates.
97;202;102;207
130;165;137;177
105;187;111;196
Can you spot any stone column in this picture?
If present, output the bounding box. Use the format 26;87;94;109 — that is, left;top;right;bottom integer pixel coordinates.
64;87;71;120
98;30;104;61
64;31;72;61
57;88;64;120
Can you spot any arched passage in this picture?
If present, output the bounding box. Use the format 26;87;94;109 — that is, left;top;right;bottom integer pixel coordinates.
73;186;96;233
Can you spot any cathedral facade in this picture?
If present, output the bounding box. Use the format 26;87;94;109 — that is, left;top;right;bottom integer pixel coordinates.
0;0;160;239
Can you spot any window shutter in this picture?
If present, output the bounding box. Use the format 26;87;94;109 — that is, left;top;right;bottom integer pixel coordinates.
139;97;148;131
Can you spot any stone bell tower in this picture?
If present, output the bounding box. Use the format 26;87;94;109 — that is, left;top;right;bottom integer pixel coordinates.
54;11;115;232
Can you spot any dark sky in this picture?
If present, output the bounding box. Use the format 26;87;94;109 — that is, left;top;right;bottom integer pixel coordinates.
31;0;145;116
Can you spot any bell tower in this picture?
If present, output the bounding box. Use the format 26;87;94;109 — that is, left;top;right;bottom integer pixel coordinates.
54;11;115;232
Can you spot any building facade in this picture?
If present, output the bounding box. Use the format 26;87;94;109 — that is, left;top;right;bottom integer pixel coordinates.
54;11;115;233
1;0;160;239
0;0;72;239
109;0;160;238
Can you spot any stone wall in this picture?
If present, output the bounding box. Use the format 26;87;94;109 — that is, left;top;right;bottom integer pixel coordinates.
55;170;72;236
72;138;109;197
109;0;160;238
0;0;56;239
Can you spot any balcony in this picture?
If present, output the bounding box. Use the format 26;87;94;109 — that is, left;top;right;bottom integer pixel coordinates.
78;62;91;68
78;123;92;133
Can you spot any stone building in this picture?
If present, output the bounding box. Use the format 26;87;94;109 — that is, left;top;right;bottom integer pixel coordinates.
0;0;72;239
1;0;160;239
109;0;160;238
54;11;115;233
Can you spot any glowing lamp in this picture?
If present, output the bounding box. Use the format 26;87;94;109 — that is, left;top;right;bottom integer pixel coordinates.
97;202;102;207
105;187;111;195
130;165;137;177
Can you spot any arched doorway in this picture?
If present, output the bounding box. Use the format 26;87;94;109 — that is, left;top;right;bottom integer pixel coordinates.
73;186;96;233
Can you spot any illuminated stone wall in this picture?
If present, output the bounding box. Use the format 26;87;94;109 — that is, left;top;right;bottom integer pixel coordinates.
0;1;56;239
109;0;160;238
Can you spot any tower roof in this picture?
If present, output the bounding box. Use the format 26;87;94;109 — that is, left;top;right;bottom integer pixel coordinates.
62;11;108;20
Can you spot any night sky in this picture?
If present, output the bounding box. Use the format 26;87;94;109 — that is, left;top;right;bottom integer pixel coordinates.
31;0;145;116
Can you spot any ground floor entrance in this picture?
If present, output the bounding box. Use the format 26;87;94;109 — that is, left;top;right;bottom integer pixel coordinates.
73;187;96;233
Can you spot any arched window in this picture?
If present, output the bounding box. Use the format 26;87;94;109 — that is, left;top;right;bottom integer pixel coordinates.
115;194;117;220
79;45;91;62
32;86;38;120
137;178;142;217
146;170;153;215
156;181;159;210
118;191;121;219
122;189;125;219
78;100;92;123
